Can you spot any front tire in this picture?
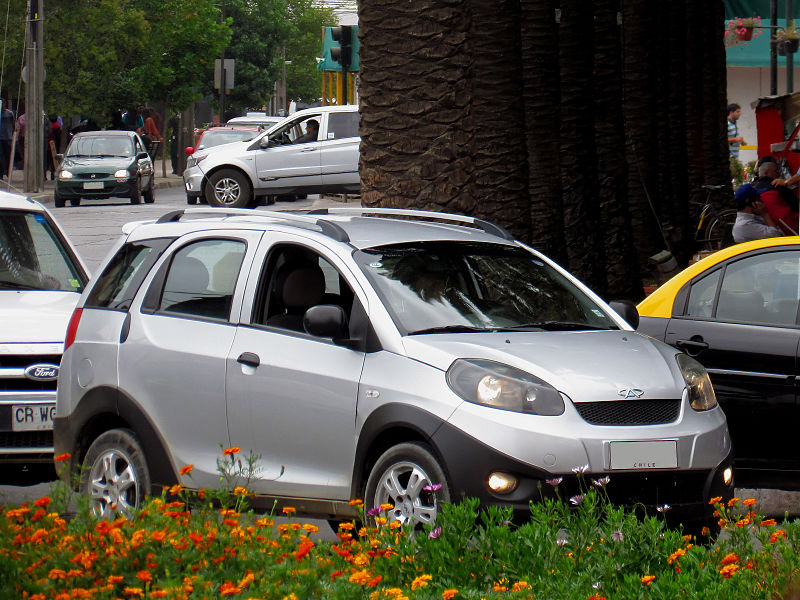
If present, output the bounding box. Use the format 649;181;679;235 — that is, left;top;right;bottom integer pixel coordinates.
206;169;251;208
364;442;450;529
143;179;155;204
69;198;81;207
129;177;141;204
54;192;65;208
79;428;151;520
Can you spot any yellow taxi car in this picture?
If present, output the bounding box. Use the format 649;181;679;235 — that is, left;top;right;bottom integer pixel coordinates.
637;236;800;490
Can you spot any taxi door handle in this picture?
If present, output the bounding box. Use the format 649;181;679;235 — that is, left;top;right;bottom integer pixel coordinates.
237;352;260;368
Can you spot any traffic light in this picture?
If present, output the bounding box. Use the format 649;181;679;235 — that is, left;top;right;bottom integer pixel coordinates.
330;25;354;72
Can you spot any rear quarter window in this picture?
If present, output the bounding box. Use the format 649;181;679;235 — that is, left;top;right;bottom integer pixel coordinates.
85;238;174;310
327;112;359;139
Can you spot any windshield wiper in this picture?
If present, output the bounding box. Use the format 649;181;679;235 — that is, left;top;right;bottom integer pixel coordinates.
407;325;494;335
505;321;613;331
0;281;43;290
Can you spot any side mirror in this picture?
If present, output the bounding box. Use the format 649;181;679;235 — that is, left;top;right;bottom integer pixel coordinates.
185;147;195;156
260;138;271;149
609;300;640;330
136;152;149;160
304;305;352;343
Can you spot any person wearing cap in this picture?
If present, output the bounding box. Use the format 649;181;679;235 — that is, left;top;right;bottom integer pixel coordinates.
753;161;799;235
732;183;784;243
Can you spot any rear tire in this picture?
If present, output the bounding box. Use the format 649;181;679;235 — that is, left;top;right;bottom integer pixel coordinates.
129;177;141;204
54;192;65;208
80;428;151;520
205;169;251;208
187;195;198;205
364;442;450;529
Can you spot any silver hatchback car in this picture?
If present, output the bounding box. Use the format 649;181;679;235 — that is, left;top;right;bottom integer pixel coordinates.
55;208;733;527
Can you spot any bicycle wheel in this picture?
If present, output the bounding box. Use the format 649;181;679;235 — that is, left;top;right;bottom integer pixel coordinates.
702;209;738;251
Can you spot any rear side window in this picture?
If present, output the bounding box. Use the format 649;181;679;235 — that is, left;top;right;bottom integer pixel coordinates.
85;238;173;310
327;112;359;139
158;239;246;321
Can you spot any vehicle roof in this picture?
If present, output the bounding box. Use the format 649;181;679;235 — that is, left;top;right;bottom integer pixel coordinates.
638;235;800;318
203;125;261;132
124;209;515;251
0;190;46;212
73;130;137;137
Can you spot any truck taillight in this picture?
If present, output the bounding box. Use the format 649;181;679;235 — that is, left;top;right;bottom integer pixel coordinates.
64;308;83;350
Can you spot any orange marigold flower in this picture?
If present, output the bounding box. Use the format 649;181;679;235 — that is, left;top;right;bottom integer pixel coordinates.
150;591;168;599
771;529;788;543
727;497;740;507
349;569;373;585
196;489;206;499
222;446;241;456
108;575;124;584
233;486;248;496
294;539;314;561
367;575;382;587
701;526;710;536
411;574;433;590
33;496;51;508
708;496;723;505
338;522;355;530
256;517;274;527
442;590;459;600
54;453;70;462
349;499;363;506
668;548;686;564
743;498;757;506
136;570;152;583
330;569;344;581
720;553;739;566
379;503;394;511
168;484;183;495
49;568;67;580
303;523;319;534
760;518;777;527
122;588;144;597
720;564;739;578
641;575;655;586
282;506;296;515
238;572;255;588
735;517;752;528
512;581;529;591
219;581;241;596
179;464;193;476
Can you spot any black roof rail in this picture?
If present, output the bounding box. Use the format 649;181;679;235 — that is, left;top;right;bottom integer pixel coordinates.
308;207;514;241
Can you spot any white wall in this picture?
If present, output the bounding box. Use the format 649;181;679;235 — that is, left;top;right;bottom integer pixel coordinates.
727;65;800;165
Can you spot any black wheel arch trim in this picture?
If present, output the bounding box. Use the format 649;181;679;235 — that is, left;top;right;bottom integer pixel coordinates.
203;165;255;197
55;385;178;489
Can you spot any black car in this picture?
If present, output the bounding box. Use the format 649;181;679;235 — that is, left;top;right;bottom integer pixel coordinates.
54;130;155;207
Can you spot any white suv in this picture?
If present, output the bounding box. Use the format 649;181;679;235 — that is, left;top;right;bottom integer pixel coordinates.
0;192;88;483
183;105;360;208
56;207;733;529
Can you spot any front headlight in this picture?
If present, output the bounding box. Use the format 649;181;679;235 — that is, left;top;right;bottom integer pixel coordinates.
676;353;717;411
58;170;73;180
114;169;129;178
446;359;565;415
186;154;207;169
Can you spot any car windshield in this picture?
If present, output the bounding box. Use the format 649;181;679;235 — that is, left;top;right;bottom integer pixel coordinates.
197;130;257;150
0;210;86;292
354;242;617;335
66;136;132;157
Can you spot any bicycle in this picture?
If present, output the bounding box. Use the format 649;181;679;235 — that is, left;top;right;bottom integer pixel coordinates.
693;184;738;252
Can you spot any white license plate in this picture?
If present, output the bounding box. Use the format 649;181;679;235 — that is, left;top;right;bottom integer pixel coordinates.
12;403;56;431
609;440;677;470
83;181;104;190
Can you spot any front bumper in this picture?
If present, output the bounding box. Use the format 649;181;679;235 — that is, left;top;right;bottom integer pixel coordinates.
431;419;734;524
56;177;135;199
183;166;205;196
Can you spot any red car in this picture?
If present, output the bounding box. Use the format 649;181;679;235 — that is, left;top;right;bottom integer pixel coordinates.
185;125;262;155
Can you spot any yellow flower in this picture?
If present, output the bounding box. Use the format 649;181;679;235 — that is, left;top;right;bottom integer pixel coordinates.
349;569;373;585
411;574;433;590
641;575;655;586
442;590;459;600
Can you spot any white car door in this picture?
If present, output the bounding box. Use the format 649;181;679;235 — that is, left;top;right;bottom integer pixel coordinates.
254;115;322;192
320;111;360;187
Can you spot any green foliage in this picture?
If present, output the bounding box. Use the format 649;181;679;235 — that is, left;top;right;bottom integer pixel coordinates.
285;0;337;103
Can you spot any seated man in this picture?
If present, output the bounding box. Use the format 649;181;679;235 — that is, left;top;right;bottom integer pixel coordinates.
732;183;784;243
293;119;319;144
754;161;798;235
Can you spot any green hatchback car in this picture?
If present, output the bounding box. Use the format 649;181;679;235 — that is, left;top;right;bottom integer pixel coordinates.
54;130;155;207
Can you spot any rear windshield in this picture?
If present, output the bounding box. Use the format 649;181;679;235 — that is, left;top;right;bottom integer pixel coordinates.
0;209;86;292
85;238;174;310
354;242;617;335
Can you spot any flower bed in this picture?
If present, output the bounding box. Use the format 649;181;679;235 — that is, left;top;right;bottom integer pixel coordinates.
2;457;799;599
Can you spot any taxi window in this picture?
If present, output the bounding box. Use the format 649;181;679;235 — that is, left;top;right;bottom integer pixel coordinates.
685;269;721;318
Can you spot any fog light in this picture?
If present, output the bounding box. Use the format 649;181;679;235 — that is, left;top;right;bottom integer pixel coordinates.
723;466;733;486
487;472;518;494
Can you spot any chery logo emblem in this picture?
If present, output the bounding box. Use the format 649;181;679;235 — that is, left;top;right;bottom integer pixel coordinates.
618;388;644;399
24;364;59;381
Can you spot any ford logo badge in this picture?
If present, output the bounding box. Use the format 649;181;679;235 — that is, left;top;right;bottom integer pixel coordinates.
24;364;59;381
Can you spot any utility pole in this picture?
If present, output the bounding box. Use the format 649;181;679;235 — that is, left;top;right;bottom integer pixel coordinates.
24;0;44;193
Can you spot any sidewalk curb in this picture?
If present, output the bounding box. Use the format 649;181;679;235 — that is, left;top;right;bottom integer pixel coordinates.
11;177;184;206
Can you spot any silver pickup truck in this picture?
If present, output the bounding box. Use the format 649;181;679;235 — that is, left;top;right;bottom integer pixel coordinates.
183;105;360;208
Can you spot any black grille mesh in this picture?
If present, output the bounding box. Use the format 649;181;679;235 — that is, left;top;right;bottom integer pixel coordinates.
0;431;53;448
574;399;681;426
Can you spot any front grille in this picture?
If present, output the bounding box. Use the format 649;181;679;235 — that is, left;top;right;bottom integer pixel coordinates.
77;173;111;179
0;354;60;392
574;399;681;426
0;355;60;368
0;379;56;391
0;430;53;449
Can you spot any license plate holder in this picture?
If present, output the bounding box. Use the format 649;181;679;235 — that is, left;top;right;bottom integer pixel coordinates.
609;440;677;470
11;403;56;431
83;181;104;190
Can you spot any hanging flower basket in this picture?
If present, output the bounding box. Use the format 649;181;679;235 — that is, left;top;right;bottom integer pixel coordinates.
738;27;754;41
724;16;762;48
778;38;800;55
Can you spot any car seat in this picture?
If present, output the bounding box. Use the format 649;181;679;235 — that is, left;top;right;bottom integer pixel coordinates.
716;290;765;322
266;262;326;332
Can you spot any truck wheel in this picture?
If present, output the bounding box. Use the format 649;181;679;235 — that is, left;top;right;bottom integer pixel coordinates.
206;169;251;208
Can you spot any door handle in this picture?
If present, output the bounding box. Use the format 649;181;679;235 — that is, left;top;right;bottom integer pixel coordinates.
237;352;260;367
300;147;317;152
675;337;709;356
